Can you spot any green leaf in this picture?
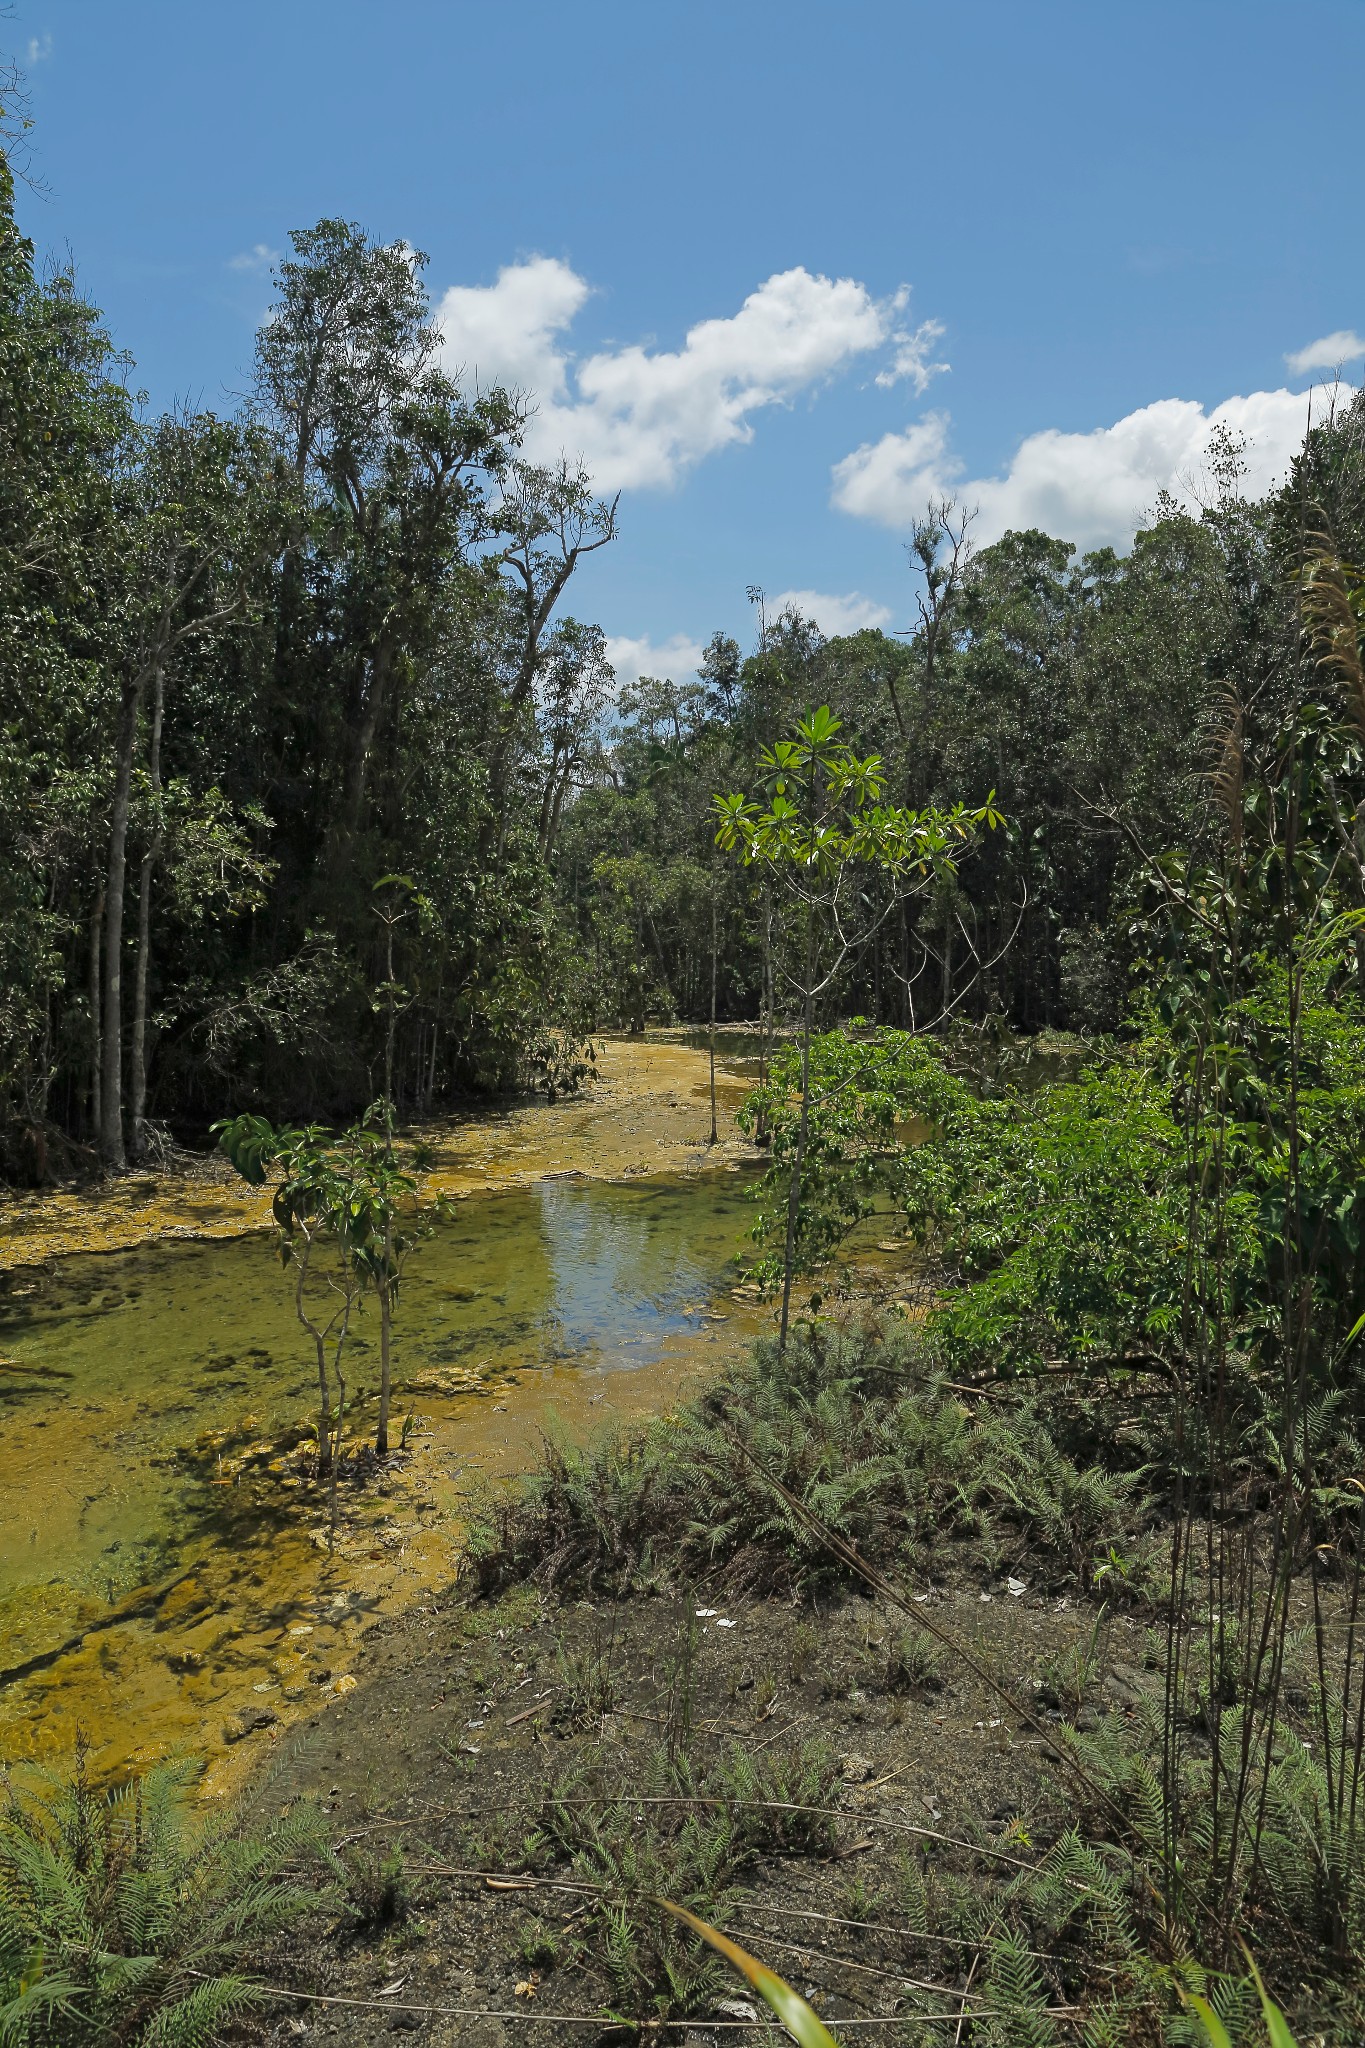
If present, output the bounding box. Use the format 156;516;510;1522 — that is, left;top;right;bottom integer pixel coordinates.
1239;1950;1298;2048
1178;1990;1233;2048
654;1898;841;2046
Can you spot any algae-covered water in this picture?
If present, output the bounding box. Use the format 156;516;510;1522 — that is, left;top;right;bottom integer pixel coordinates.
0;1169;763;1779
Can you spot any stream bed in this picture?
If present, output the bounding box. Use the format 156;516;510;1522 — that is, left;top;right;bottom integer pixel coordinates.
0;1167;765;1783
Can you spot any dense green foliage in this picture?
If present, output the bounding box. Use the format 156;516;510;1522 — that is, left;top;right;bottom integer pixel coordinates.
0;1751;331;2045
474;1322;1146;1598
479;459;1365;2038
11;86;1365;1185
0;137;617;1173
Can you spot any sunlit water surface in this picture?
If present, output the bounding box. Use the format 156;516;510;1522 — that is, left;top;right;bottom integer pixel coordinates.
0;1170;762;1777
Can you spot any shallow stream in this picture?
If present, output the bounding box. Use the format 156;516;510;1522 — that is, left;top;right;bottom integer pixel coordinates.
0;1168;764;1782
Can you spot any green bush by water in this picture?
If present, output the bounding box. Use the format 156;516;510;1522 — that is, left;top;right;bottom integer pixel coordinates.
474;1319;1148;1598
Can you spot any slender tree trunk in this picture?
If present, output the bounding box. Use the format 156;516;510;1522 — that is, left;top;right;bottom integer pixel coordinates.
755;884;774;1143
708;886;718;1145
336;636;394;862
87;888;104;1142
377;1258;393;1456
778;917;816;1360
941;896;954;1016
130;664;166;1158
100;672;150;1168
295;1245;333;1477
330;1302;351;1537
426;1004;441;1109
380;911;398;1456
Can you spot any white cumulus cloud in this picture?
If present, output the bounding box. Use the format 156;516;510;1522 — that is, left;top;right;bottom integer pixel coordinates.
436;258;922;492
436;256;590;402
1286;329;1365;375
26;33;52;64
770;588;894;637
829;413;955;529
874;316;949;394
604;632;707;690
832;387;1349;551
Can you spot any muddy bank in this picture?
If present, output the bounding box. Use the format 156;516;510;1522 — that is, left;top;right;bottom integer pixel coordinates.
1;1036;758;1269
247;1574;1146;2045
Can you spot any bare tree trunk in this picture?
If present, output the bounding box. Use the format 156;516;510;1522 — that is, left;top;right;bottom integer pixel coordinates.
378;908;398;1457
377;1260;393;1456
708;886;718;1146
337;636;394;860
426;997;441;1110
773;913;818;1359
294;1244;333;1477
130;664;166;1158
778;918;815;1360
87;888;104;1142
100;672;150;1169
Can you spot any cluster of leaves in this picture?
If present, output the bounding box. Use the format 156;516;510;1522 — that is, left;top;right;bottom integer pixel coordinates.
473;1320;1146;1600
0;1751;332;2046
744;944;1365;1435
736;1023;964;1283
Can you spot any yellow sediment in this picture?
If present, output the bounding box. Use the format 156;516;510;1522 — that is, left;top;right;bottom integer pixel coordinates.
1;1036;755;1266
0;1037;770;1794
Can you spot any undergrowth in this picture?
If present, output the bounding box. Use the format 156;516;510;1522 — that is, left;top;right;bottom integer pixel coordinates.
513;1734;844;2029
0;1744;334;2047
472;1318;1152;1600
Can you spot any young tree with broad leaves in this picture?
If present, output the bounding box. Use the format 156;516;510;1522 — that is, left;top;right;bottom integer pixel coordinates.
713;704;1001;1353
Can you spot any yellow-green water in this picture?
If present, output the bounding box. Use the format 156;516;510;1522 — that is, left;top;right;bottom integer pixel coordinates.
0;1170;763;1782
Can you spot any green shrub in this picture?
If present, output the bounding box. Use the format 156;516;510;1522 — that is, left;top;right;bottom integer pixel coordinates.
0;1747;334;2047
474;1319;1149;1598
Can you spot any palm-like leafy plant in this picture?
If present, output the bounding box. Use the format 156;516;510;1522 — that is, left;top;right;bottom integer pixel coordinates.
0;1748;333;2047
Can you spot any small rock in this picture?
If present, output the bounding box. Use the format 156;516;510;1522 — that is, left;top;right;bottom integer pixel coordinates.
841;1753;874;1783
1105;1662;1151;1705
223;1705;277;1743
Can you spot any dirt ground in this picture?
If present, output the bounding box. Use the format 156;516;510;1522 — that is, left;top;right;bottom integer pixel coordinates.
0;1036;756;1268
244;1567;1151;2044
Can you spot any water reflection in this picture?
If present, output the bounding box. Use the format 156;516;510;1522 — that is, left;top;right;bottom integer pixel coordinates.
0;1170;759;1752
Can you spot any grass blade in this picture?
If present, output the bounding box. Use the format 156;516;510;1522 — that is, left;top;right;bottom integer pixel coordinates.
654;1897;841;2046
1179;1991;1234;2048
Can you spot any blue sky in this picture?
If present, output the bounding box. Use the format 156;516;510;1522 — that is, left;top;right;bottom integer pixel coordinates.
10;0;1364;682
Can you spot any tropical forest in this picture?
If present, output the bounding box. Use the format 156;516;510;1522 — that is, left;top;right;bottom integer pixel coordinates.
2;10;1364;2046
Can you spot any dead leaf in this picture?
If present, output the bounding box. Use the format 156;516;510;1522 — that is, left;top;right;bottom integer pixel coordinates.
717;1998;760;2022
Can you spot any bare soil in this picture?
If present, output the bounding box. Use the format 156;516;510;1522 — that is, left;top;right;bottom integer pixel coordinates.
248;1571;1148;2044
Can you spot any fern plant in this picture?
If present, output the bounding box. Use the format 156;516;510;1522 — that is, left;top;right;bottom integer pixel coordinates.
0;1747;334;2047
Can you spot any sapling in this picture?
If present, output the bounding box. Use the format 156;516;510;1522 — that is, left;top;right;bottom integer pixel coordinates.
215;1109;437;1530
713;704;999;1353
